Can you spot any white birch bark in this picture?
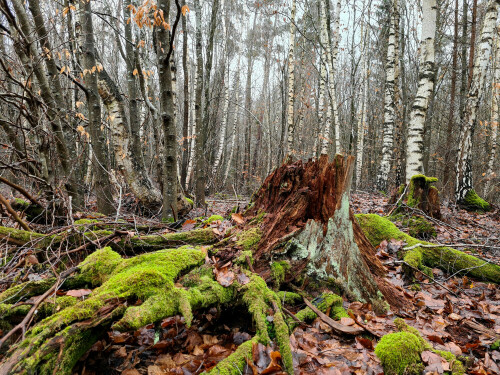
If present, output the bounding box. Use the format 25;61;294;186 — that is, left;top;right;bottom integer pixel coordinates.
483;25;499;197
405;0;437;182
319;0;332;155
455;0;500;202
355;9;369;189
185;58;197;189
286;0;296;156
211;0;229;178
377;0;399;191
331;0;342;153
223;57;241;186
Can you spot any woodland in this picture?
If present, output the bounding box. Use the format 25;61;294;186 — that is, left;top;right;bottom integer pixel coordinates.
0;0;499;374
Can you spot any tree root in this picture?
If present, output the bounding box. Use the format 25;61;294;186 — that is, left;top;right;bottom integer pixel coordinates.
0;246;294;374
356;214;500;283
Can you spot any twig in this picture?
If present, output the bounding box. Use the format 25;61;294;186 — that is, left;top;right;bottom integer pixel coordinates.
0;192;31;231
302;297;364;335
346;310;382;338
0;176;42;206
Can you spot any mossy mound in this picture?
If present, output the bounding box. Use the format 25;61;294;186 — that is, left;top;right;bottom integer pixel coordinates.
407;175;438;208
461;189;491;212
205;214;224;224
3;246;294;375
236;228;262;251
356;214;500;283
375;331;424;375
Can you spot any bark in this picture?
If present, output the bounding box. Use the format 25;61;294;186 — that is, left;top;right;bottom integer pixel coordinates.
443;0;460;191
355;6;369;190
9;0;81;207
455;0;499;207
483;25;499;198
332;0;342;153
180;0;189;189
77;0;115;215
319;0;331;156
211;0;229;181
405;0;437;181
286;0;297;157
156;0;179;220
377;0;400;191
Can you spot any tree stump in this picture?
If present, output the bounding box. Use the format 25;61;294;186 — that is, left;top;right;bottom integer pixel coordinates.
247;154;404;306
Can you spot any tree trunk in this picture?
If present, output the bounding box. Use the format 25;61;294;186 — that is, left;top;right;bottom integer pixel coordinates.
77;0;115;215
286;0;297;157
180;0;190;190
377;0;400;192
443;0;460;192
405;0;437;181
455;0;499;210
483;25;499;198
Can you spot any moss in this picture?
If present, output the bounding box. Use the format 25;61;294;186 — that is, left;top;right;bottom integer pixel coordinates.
74;219;99;225
249;210;266;225
374;331;424;375
0;278;55;304
407;175;438;208
406;217;436;239
356;214;500;283
273;309;294;374
236;228;262;251
292;293;346;328
462;189;491;212
276;291;302;305
204;336;258;375
270;261;290;289
394;318;464;375
185;197;194;206
235;250;253;267
205;215;224;224
37;296;78;319
491;340;500;350
126;228;218;250
0;303;31;319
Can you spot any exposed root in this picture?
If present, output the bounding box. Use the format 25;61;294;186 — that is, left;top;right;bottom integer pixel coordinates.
356;214;500;283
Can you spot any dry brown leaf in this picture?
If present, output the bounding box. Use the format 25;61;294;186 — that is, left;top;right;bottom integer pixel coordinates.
231;213;244;224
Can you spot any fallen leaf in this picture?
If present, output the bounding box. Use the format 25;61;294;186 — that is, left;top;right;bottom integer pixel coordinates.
66;289;92;298
231;213;244;224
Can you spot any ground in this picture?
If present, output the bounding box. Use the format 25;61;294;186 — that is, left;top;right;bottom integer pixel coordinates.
0;193;499;374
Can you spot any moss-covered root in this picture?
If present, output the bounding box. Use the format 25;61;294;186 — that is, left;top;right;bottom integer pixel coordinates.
2;246;206;374
356;214;500;283
460;189;491;212
290;292;348;330
241;273;293;374
204;337;259;375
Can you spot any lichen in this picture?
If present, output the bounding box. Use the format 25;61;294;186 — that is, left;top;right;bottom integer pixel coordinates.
462;189;491;212
374;331;424;375
236;228;262;251
356;214;500;283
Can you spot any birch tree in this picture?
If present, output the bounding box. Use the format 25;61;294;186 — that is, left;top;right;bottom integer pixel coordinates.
377;0;400;191
454;0;499;210
405;0;437;181
286;0;297;157
484;25;499;198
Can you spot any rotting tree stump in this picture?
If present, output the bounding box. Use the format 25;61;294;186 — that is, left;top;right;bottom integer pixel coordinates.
0;155;420;374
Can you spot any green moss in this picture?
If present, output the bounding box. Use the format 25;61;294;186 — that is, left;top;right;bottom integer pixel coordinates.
406;217;436;239
374;331;424;375
491;340;500;350
273;309;293;374
185;197;194;206
205;215;224;224
394;318;464;375
462;189;491;212
407;175;438;208
271;261;290;289
291;293;346;329
356;214;500;283
74;219;99;225
0;278;55;304
204;336;258;375
37;296;78;319
249;210;266;225
126;228;217;250
236;228;262;251
235;250;253;267
276;291;302;304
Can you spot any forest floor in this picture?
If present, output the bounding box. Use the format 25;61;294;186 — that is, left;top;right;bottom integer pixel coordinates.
1;193;499;375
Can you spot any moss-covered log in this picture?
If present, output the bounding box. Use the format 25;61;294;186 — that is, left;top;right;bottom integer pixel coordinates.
0;225;217;254
356;214;500;283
